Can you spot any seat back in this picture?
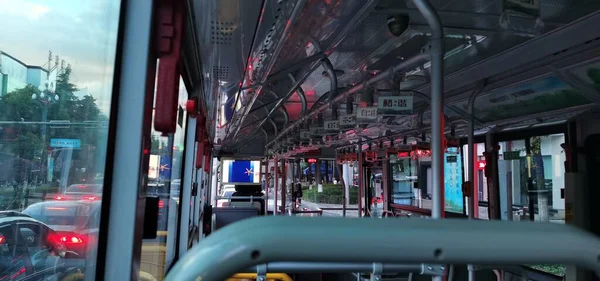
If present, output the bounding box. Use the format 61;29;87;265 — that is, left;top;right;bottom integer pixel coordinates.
230;191;265;215
223;201;262;212
211;207;259;231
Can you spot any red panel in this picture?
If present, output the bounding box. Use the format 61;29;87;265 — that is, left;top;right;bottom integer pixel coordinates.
196;115;205;141
153;0;185;135
196;141;204;170
186;99;197;117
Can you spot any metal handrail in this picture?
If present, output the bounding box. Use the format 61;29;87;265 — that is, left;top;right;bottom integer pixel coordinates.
164;217;600;281
244;262;444;275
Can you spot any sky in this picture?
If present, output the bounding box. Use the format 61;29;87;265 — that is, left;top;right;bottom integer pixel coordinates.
0;0;121;114
0;0;191;146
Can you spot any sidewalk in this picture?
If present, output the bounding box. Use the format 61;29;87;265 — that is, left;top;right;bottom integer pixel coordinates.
301;200;359;217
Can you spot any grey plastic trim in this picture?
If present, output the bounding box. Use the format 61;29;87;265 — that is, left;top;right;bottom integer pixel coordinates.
102;0;154;279
164;217;600;281
179;116;196;257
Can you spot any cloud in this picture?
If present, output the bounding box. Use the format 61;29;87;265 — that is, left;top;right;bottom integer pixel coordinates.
0;0;120;115
0;0;50;20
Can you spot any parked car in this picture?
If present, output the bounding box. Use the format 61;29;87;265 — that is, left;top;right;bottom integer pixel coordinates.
50;184;103;201
21;201;166;280
22;200;101;259
0;211;79;280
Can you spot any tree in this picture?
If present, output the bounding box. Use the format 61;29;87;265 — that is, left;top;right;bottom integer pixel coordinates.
0;66;104;185
587;68;600;90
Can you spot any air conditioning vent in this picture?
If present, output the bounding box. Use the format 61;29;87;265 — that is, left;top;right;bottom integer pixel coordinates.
211;21;234;45
212;66;230;80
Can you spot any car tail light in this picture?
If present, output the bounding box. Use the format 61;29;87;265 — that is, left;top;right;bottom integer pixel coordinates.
52;195;68;200
158;200;164;208
50;232;84;244
0;235;5;245
60;235;84;244
10;267;26;279
46;233;67;257
82;195;100;201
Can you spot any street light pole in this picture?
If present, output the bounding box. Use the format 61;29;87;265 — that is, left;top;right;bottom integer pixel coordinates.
32;88;59;141
32;85;59;183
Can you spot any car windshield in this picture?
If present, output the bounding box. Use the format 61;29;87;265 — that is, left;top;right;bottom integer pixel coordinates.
23;203;95;229
65;184;103;194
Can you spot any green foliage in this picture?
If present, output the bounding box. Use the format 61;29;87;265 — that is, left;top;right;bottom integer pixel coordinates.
0;66;103;183
303;184;358;204
528;265;565;276
151;134;168;153
587;68;600;90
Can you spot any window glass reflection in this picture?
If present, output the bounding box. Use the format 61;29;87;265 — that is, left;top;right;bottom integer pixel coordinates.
0;0;121;279
141;77;187;281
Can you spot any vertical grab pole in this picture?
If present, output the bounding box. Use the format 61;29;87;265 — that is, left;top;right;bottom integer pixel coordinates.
467;93;476;281
466;82;484;281
358;144;364;218
274;156;279;216
467;95;476;220
411;0;444;217
265;158;270;214
281;159;286;214
411;2;444;281
336;149;347;217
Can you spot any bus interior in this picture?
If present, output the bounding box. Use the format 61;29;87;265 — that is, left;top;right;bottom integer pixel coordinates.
1;0;600;280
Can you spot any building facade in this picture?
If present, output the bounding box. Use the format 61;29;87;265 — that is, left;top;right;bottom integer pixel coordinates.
0;51;58;96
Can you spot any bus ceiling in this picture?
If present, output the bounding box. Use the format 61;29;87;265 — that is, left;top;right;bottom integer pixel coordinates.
176;0;600;157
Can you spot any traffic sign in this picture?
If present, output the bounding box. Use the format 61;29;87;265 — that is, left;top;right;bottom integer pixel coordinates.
50;138;81;149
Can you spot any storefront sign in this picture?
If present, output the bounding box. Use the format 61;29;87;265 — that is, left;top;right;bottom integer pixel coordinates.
377;96;413;116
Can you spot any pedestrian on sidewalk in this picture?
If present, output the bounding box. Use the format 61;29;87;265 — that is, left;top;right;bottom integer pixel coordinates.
295;181;303;209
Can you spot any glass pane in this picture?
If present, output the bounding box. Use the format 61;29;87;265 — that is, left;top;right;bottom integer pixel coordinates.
461;143;488;219
141;77;187;281
391;156;419;207
526;135;566;223
498;140;527;220
0;1;120;279
450;75;590;123
568;60;600;91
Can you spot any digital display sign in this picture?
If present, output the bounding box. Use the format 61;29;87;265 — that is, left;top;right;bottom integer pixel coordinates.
222;160;260;183
444;147;464;213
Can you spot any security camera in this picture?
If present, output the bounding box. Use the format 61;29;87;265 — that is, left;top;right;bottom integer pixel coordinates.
387;15;410;37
